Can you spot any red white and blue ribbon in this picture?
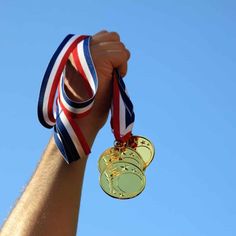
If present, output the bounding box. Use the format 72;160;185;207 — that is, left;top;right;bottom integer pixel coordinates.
38;34;97;163
111;69;135;143
38;34;135;163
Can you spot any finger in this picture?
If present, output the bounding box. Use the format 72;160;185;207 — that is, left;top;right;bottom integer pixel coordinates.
103;49;130;68
91;41;125;52
91;31;120;45
118;62;128;77
118;49;130;77
93;30;108;37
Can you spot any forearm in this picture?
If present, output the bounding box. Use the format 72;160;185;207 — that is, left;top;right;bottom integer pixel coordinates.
1;30;129;236
0;134;94;236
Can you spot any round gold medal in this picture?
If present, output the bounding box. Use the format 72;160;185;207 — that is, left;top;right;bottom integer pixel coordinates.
99;161;146;199
98;147;145;173
98;147;120;173
127;136;155;169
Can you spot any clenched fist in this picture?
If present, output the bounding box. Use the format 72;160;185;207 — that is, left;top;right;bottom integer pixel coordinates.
64;31;131;146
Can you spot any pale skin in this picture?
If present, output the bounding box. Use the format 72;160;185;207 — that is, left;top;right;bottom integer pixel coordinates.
0;31;130;236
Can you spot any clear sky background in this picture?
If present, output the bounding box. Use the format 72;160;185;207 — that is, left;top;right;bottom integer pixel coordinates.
0;0;235;235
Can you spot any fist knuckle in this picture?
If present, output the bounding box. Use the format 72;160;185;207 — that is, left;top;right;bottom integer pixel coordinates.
124;49;130;59
109;31;120;41
119;42;125;49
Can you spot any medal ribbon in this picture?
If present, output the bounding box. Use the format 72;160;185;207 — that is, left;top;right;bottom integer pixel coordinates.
38;34;134;163
38;34;98;163
111;70;135;143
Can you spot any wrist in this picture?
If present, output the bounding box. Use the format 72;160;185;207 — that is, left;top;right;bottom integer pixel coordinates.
74;116;99;149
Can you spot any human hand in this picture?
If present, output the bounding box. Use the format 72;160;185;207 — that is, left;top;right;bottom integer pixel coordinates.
64;31;130;146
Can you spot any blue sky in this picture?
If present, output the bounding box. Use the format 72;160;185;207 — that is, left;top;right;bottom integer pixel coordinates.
0;0;235;235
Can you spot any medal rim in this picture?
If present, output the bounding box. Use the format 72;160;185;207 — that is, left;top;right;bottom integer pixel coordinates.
98;146;145;173
128;135;155;169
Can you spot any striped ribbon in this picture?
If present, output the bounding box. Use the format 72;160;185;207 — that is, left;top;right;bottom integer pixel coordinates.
111;69;135;143
38;34;135;163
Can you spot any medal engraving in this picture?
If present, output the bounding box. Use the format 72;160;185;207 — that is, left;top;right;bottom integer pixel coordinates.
100;161;146;199
98;146;145;173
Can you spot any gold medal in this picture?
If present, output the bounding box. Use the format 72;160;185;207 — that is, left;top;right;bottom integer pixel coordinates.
98;146;145;173
98;136;154;199
98;147;120;173
127;136;155;169
100;161;146;199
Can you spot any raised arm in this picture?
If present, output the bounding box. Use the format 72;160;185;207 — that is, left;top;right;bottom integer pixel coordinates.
0;31;130;236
